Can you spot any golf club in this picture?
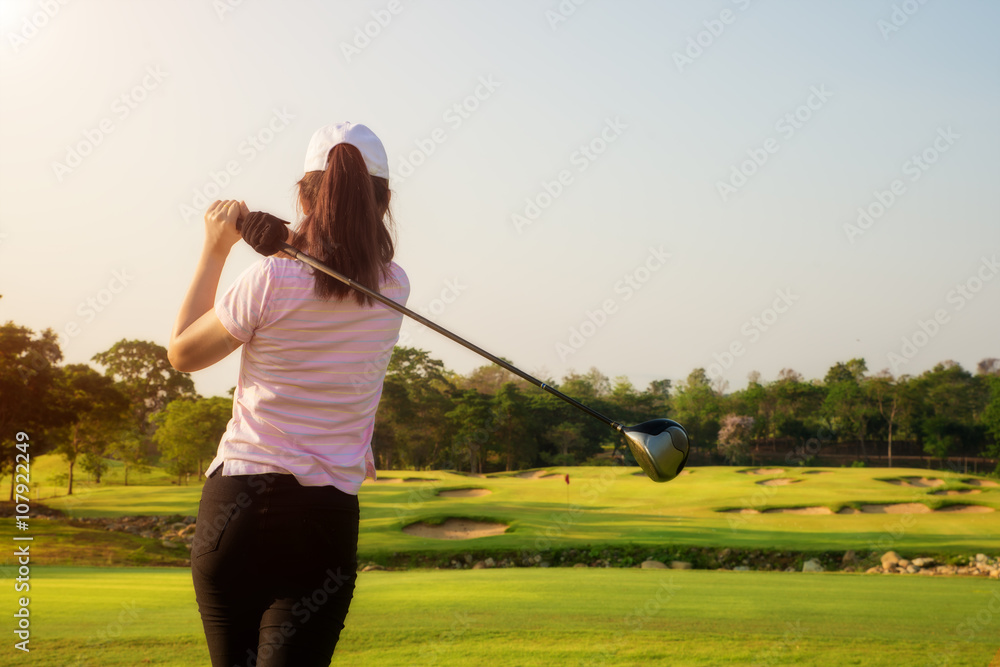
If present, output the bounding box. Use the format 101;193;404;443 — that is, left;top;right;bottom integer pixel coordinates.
277;241;690;482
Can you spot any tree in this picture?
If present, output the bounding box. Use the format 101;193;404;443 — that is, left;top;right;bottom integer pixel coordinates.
0;323;70;498
105;425;148;485
151;396;231;483
717;414;755;464
907;362;988;461
446;390;495;474
868;371;902;466
374;347;454;469
981;376;1000;467
92;339;196;458
53;364;130;494
822;359;874;458
492;382;535;471
671;369;722;449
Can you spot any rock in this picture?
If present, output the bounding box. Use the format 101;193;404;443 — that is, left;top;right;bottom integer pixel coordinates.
905;565;917;574
975;553;987;563
865;567;880;574
361;564;384;572
670;561;693;570
484;557;495;568
733;566;750;571
170;522;186;532
880;551;900;569
841;550;857;565
160;539;176;549
640;559;667;569
573;563;588;568
472;561;486;570
911;557;934;568
183;516;196;525
990;570;999;580
802;558;823;573
897;558;910;568
718;548;732;560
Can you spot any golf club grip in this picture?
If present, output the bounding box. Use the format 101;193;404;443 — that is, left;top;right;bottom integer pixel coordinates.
281;243;622;431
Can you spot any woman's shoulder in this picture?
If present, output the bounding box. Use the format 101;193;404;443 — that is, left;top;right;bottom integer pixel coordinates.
383;261;410;299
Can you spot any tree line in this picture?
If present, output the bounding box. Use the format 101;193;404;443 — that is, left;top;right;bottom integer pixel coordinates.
2;320;998;496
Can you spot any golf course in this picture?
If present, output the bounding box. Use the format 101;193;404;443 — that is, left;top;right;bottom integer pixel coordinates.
4;457;999;665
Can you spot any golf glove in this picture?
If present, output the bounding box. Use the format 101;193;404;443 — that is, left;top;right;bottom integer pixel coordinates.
238;211;290;256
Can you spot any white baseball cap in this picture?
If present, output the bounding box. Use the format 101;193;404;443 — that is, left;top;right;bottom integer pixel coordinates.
303;122;389;178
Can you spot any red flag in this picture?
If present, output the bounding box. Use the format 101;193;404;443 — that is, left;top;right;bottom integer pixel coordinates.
564;474;570;485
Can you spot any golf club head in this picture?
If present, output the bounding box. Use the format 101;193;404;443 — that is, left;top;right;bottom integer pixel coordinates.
622;418;689;483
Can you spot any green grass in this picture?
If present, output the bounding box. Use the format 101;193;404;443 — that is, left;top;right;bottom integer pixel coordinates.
28;454;179;499
10;567;998;666
31;464;1000;558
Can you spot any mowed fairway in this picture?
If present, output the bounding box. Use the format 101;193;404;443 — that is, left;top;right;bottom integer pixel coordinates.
12;567;999;666
17;464;998;665
38;465;1000;556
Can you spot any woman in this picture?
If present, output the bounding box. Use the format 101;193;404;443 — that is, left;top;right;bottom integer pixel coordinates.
168;122;409;666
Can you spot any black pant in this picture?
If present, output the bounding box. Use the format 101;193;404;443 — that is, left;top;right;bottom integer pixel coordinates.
191;471;359;667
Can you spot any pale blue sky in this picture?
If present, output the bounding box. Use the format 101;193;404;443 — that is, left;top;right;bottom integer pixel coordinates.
1;0;997;398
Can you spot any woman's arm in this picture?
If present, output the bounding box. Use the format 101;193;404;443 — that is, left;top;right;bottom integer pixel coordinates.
168;200;248;372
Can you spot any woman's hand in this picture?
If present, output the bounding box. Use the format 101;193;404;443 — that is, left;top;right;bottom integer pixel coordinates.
204;199;249;256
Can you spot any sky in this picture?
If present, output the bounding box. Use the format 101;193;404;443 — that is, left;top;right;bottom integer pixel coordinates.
1;0;998;399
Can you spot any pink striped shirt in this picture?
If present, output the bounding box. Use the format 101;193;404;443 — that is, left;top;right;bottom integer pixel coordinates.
208;256;409;494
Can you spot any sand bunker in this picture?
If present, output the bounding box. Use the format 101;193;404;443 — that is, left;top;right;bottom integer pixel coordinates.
402;518;508;540
763;506;833;515
931;489;981;496
963;478;999;487
515;470;549;479
859;503;932;514
756;478;801;486
741;468;784;475
720;508;760;514
936;505;994;513
437;488;492;498
837;507;860;514
883;477;945;488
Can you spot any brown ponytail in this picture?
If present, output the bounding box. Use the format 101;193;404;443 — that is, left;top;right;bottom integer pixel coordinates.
294;143;395;306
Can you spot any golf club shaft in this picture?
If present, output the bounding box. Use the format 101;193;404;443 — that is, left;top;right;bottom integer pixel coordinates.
281;243;624;432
